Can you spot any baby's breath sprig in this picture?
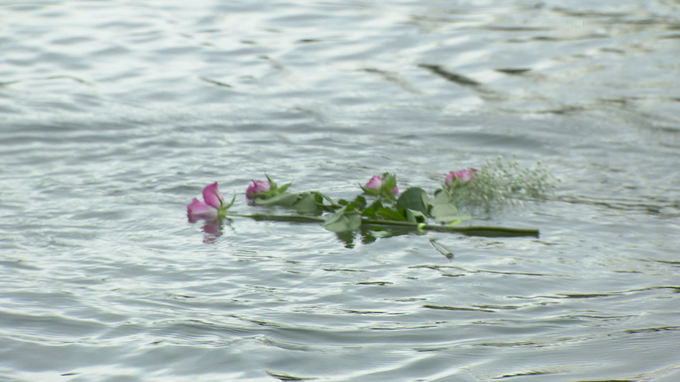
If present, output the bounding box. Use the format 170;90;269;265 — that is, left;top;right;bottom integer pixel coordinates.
444;157;555;212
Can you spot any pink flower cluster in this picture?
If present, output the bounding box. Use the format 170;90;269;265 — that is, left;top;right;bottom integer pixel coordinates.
445;168;478;185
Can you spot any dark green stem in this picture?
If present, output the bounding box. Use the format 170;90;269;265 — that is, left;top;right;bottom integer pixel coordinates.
362;218;539;238
228;213;325;223
226;213;538;238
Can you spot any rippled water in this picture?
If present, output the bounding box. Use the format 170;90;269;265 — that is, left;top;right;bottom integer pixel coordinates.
2;1;680;381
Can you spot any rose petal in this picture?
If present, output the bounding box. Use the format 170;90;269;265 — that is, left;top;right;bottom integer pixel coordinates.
365;176;383;190
446;168;478;185
202;182;224;209
445;172;455;185
455;170;469;182
187;198;218;222
246;180;271;199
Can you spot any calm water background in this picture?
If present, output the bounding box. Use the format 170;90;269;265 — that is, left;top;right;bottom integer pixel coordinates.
1;1;680;381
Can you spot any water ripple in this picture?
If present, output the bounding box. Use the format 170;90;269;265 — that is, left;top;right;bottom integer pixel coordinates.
1;0;680;380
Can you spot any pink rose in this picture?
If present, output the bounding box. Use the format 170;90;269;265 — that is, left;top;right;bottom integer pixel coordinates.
187;182;224;222
445;168;478;185
365;175;398;195
365;175;383;190
246;180;271;199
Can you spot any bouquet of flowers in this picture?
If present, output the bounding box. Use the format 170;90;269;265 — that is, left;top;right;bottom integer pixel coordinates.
187;159;553;240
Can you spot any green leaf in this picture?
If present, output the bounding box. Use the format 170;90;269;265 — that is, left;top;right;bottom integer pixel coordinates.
254;192;298;207
381;173;397;194
323;206;362;232
430;190;471;223
265;174;278;190
277;182;292;194
346;214;362;231
218;194;237;213
376;207;407;221
323;206;345;223
380;173;398;201
433;211;472;224
360;185;381;196
353;195;367;210
293;193;320;214
430;204;466;223
361;199;384;218
432;189;450;206
323;218;343;232
361;208;376;218
323;214;350;232
340;195;368;211
396;187;429;215
404;208;426;223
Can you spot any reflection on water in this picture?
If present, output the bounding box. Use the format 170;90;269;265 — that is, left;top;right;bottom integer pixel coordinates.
200;219;223;244
1;0;679;381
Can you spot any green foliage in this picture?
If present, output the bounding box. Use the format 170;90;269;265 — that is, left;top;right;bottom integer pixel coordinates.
216;194;237;218
361;172;398;202
361;199;384;219
251;174;293;200
430;190;472;223
396;187;429;215
404;208;426;223
323;205;362;232
376;207;407;221
254;192;298;207
255;191;340;215
338;195;367;210
360;185;380;196
293;193;320;215
244;164;551;234
380;173;398;201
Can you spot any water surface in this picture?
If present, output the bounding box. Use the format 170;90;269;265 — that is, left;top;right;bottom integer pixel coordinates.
1;1;679;381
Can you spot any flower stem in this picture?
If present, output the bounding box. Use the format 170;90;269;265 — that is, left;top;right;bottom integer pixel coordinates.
229;213;325;224
362;218;538;238
226;213;538;238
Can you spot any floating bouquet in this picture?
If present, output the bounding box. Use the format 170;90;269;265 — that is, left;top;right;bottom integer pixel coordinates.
187;159;553;240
